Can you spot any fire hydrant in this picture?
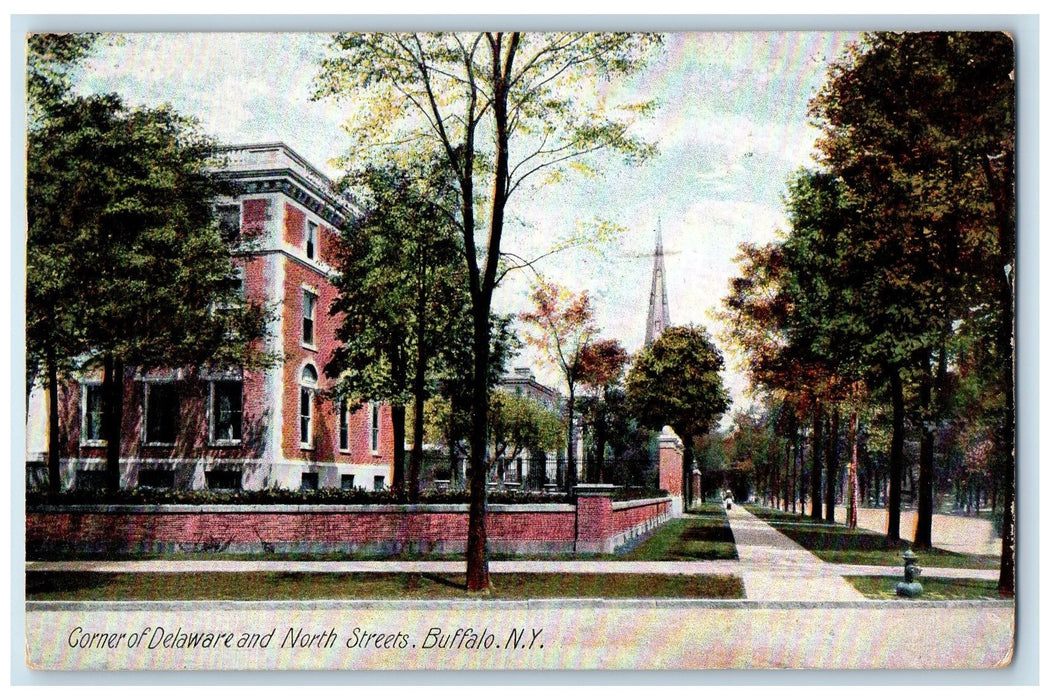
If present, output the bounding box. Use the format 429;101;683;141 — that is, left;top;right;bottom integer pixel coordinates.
895;549;923;598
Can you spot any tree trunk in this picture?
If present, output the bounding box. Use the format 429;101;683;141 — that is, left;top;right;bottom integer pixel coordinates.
407;244;428;502
390;403;406;492
789;428;797;514
914;351;935;549
681;437;694;508
810;403;824;519
408;396;425;502
782;422;793;511
466;303;493;592
979;149;1015;595
102;355;124;492
996;269;1016;595
46;346;61;493
465;36;519;593
887;366;905;542
847;410;859;529
565;384;577;488
825;406;840;522
595;396;608;483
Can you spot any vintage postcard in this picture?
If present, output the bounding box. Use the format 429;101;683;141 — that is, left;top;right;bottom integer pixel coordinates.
21;26;1021;673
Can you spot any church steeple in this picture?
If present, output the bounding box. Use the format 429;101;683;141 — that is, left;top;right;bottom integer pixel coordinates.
644;221;671;348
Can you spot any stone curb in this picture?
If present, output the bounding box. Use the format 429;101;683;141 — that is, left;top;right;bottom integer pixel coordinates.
26;598;1015;612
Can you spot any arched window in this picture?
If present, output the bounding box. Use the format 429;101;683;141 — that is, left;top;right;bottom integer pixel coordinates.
299;364;318;447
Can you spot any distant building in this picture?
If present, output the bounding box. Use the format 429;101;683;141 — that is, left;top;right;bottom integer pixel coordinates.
26;143;395;492
500;367;561;411
494;367;570;488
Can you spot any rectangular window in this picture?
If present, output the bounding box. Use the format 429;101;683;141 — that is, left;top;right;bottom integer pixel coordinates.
305;221;318;260
339;399;350;452
302;290;317;346
373;475;385;491
137;469;175;489
341;474;355;490
210;380;243;443
206;470;242;491
144;382;179;445
216;203;241;244
370;403;380;453
82;383;105;443
299;388;312;447
300;472;319;491
75;470;107;490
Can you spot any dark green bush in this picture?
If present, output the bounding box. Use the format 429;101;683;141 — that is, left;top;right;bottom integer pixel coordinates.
26;487;579;507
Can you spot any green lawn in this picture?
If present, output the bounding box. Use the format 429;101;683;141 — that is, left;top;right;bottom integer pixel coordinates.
26;571;744;601
619;507;737;561
844;575;1011;601
744;505;999;569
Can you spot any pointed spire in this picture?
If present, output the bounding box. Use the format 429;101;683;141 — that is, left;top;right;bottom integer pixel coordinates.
644;219;671;348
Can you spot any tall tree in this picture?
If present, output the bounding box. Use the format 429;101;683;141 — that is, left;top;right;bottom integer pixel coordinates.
577;338;629;482
25;33;100;492
625;325;730;505
326;163;468;499
520;281;599;488
811;32;1014;588
28;94;272;491
315;31;662;591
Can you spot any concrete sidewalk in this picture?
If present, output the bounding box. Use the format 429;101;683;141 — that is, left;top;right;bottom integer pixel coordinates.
725;503;867;601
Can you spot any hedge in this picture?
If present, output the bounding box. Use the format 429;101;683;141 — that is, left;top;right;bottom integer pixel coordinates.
25;485;668;507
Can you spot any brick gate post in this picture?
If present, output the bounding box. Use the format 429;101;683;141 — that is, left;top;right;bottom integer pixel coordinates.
658;426;684;516
573;484;618;553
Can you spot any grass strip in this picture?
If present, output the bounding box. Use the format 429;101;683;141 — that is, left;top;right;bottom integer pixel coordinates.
744;505;999;569
619;510;737;561
844;575;1011;601
26;571;744;601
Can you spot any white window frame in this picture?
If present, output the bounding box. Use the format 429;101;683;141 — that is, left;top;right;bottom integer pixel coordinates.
302;287;318;349
299;364;318;449
80;381;106;447
338;398;350;453
208;379;243;446
142;380;180;446
370;402;381;455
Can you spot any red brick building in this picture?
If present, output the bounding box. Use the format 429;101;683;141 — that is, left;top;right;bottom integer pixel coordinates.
26;143;395;492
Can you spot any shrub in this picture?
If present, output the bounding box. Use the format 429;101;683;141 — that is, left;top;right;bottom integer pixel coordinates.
26;487;577;507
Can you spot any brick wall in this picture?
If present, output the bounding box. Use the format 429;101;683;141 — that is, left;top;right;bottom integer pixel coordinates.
27;493;670;556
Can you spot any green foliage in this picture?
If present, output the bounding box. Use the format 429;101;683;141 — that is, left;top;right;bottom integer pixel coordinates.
488;389;565;465
26;33;100;125
314;33;663;202
325;162;466;409
27;94;273;381
625;325;729;441
423;313;522;455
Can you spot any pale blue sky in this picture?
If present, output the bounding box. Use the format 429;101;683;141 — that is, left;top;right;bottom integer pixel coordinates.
71;31;860;412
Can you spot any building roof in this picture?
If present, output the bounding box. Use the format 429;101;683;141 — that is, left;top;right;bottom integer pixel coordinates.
214;142;359;228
